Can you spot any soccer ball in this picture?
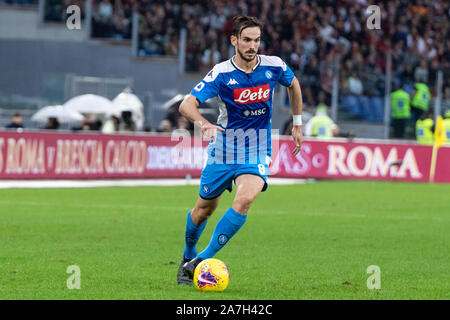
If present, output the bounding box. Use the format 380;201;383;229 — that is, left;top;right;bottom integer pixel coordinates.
193;258;230;292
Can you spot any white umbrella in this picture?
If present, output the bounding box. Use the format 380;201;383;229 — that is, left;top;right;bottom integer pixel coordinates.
31;105;85;123
112;88;145;130
112;88;144;113
64;94;120;116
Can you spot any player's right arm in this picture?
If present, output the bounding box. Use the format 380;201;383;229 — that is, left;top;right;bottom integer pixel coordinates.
179;94;224;140
180;65;226;141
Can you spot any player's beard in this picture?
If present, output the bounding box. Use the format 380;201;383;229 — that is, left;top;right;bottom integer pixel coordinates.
237;46;257;62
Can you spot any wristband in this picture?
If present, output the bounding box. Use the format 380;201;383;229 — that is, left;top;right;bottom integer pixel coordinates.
293;115;302;126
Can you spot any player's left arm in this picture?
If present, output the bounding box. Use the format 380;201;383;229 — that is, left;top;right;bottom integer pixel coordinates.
286;76;303;155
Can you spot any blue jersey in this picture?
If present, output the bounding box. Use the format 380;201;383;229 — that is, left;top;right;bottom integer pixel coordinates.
190;55;295;164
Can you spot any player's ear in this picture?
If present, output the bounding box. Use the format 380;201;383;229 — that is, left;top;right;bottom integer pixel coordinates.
230;35;237;46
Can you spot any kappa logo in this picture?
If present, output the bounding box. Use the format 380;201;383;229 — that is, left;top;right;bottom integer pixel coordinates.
227;78;239;86
234;84;271;104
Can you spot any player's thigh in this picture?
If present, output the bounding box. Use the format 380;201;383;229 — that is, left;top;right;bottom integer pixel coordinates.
191;195;221;224
232;174;265;214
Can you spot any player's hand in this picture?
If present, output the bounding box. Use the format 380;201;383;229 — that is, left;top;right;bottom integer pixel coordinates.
201;122;225;143
291;125;303;155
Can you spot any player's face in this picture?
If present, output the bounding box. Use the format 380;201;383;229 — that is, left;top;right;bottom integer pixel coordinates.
233;27;261;62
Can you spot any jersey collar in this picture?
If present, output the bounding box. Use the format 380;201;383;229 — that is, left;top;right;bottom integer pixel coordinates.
230;55;261;74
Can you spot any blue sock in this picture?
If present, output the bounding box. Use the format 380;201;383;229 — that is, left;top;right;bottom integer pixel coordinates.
184;210;207;260
198;207;247;259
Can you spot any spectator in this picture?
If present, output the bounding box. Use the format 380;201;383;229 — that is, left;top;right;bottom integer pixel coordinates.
157;119;172;133
301;31;318;57
301;56;321;106
119;111;136;132
320;60;334;105
363;66;383;97
92;0;114;38
411;82;431;123
414;59;429;83
176;116;189;131
415;110;434;145
79;114;102;131
201;42;221;70
444;110;450;144
304;105;339;139
5;113;24;129
98;0;113;21
390;84;411;139
428;59;440;88
442;86;450;116
90;0;132;39
348;71;363;96
43;117;60;130
102;115;120;134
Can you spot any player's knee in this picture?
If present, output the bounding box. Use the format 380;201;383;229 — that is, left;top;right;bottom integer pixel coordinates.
199;207;215;218
233;194;255;214
192;206;215;224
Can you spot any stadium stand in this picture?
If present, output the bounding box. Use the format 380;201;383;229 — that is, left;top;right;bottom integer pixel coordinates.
1;0;449;135
91;0;132;39
44;0;85;23
0;0;38;5
134;0;450;125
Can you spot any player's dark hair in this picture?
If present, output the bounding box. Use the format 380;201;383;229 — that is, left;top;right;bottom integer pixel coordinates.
232;15;263;38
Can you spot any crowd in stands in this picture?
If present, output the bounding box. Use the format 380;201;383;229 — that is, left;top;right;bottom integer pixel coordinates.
42;0;132;39
91;0;133;39
44;0;85;22
24;0;132;39
136;0;450;125
3;0;450;131
0;0;38;5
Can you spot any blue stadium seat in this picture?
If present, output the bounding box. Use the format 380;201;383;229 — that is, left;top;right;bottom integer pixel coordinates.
342;95;360;115
370;97;384;123
358;96;372;121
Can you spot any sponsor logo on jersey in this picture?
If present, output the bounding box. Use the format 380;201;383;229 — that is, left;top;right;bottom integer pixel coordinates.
233;84;271;105
241;107;268;117
227;78;239;86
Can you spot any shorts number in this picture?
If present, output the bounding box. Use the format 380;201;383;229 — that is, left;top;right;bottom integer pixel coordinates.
258;164;266;175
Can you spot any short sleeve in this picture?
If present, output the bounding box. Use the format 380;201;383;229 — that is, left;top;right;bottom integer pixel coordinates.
190;67;221;104
278;59;295;87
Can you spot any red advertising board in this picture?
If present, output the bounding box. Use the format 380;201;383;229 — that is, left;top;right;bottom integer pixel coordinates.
0;131;449;183
270;139;450;183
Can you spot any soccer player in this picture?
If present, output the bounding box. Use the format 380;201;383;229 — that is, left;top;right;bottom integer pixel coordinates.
177;15;304;285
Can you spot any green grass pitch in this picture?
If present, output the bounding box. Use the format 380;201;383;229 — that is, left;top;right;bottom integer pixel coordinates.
0;180;448;300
